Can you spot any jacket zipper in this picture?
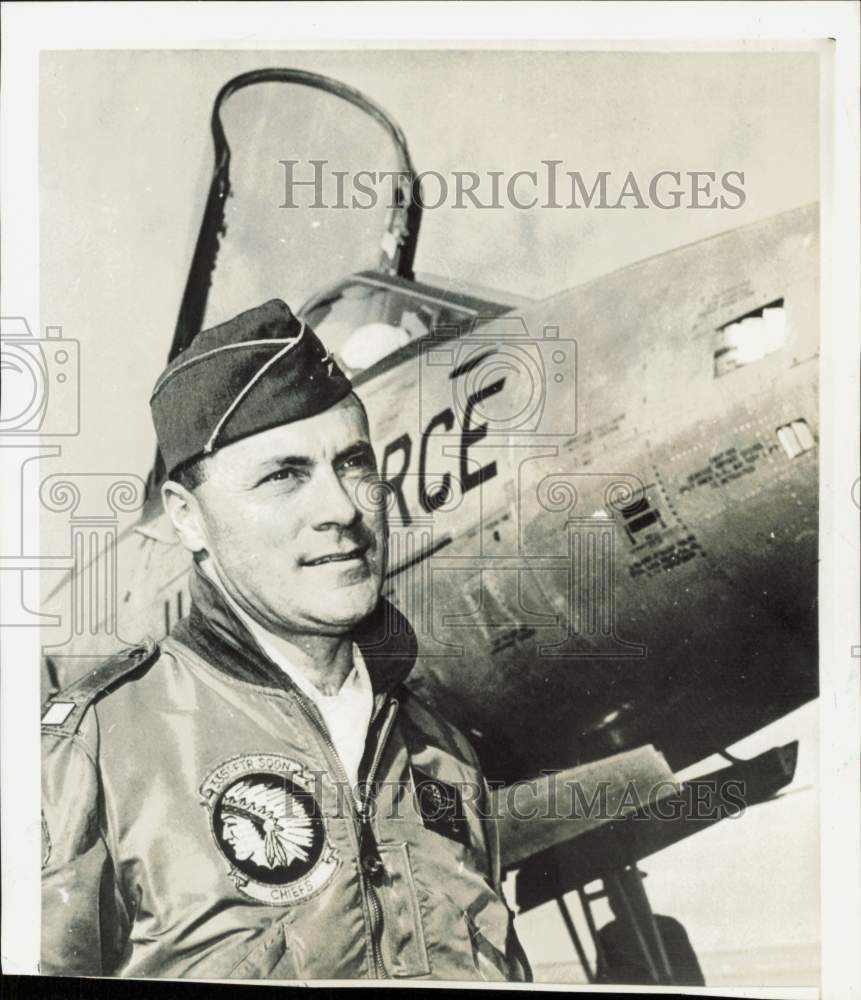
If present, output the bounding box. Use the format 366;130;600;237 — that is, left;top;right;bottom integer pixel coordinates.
359;699;399;978
291;689;399;978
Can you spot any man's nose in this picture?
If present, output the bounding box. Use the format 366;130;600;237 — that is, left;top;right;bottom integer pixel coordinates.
310;466;362;530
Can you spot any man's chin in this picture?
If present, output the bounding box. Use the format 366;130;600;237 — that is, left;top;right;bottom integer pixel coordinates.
304;580;381;632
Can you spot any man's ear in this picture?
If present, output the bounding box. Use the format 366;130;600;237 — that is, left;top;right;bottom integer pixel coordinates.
161;480;208;554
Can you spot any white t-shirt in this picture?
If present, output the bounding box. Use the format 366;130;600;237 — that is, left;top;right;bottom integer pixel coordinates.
202;565;373;789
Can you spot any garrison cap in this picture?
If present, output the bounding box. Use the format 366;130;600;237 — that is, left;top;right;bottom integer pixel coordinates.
150;300;352;476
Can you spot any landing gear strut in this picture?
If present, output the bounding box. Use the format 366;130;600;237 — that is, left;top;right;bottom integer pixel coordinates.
557;865;704;986
513;742;799;983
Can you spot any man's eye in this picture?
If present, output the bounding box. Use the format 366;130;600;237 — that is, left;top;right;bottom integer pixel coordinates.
261;468;301;486
341;451;374;472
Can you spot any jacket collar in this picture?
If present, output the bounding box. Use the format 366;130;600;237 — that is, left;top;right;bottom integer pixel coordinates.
171;561;417;699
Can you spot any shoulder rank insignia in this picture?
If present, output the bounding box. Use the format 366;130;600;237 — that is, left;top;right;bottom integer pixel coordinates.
411;765;470;849
40;641;158;736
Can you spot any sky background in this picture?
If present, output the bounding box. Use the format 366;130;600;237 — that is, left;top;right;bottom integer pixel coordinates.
38;47;821;984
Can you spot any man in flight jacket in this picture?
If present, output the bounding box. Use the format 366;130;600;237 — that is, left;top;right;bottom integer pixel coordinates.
40;299;531;982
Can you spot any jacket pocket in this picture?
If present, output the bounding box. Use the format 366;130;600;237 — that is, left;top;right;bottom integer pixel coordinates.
376;843;431;977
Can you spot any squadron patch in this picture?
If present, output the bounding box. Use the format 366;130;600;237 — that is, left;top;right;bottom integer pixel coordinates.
200;753;339;906
412;765;470;848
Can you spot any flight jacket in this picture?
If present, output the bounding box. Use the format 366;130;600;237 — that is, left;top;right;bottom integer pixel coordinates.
41;566;531;982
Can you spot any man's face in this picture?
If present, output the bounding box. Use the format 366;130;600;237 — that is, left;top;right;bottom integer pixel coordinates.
189;394;386;637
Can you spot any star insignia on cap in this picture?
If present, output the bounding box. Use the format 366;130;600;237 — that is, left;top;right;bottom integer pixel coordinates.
321;351;335;377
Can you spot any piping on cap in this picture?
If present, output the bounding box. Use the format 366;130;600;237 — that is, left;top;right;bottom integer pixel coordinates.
202;324;307;455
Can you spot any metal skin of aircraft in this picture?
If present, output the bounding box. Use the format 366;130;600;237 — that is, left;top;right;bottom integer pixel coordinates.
40;70;818;986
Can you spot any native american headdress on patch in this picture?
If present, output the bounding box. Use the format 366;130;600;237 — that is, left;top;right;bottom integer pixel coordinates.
221;778;315;869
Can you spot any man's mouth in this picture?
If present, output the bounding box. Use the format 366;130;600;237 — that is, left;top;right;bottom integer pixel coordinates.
303;543;370;567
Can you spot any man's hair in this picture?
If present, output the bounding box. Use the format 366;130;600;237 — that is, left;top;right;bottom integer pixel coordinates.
170;454;210;492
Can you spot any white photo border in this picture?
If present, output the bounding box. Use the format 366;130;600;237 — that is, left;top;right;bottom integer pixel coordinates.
1;3;858;997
